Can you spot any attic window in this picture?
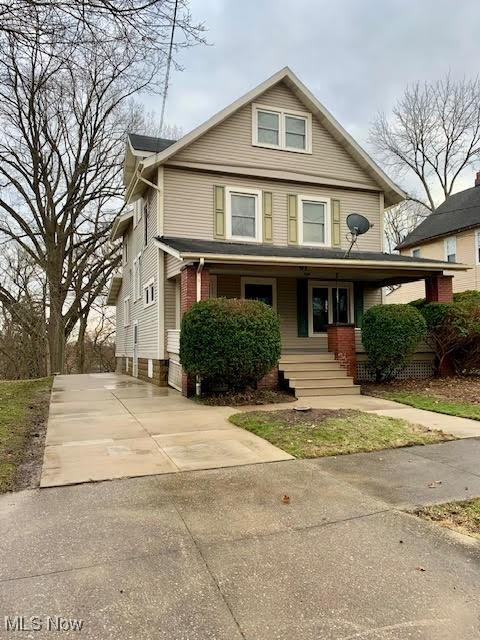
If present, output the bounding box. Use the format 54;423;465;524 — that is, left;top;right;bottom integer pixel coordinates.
252;104;312;153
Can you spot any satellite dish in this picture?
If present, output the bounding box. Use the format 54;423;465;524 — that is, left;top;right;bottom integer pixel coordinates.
346;213;371;236
344;213;373;258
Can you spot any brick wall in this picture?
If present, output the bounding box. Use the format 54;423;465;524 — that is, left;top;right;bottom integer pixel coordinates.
327;324;357;380
425;275;453;303
117;357;168;387
257;366;279;390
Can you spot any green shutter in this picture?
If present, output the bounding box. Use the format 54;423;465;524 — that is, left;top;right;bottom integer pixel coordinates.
287;194;298;244
354;283;364;328
331;199;341;248
214;185;225;238
297;279;308;337
263;191;273;243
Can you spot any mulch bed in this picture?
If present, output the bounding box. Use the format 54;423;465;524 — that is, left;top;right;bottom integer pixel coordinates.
197;388;296;406
364;376;480;406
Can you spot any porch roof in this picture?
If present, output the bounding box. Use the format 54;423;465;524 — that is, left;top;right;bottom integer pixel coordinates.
157;236;466;268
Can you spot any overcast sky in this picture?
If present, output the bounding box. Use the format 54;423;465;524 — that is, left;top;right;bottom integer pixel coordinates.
147;0;479;196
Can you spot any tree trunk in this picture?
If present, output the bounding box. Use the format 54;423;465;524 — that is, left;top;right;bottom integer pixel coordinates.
48;306;66;374
76;315;88;374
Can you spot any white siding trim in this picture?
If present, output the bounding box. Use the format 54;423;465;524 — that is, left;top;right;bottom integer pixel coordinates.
157;249;165;360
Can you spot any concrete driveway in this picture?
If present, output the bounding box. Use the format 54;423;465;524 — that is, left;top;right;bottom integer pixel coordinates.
42;373;292;487
2;457;479;639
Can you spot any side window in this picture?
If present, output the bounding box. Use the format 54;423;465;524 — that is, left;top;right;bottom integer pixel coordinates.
412;248;421;259
445;237;456;262
143;278;155;308
226;187;262;242
298;196;330;247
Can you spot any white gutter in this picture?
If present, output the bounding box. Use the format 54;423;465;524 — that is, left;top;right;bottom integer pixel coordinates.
177;252;469;272
196;257;205;301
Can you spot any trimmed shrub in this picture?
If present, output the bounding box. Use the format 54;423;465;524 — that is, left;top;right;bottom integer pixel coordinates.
453;290;480;305
362;304;427;382
420;299;480;374
179;298;281;391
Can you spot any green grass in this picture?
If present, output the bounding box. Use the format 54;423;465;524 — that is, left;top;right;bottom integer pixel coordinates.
0;378;52;492
417;499;480;540
229;408;454;458
375;391;480;421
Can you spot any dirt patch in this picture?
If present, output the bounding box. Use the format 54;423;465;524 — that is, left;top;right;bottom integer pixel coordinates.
364;376;480;405
416;499;480;541
197;388;296;407
13;389;51;491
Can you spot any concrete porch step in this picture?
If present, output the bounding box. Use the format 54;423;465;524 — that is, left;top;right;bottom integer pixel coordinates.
279;353;336;364
282;369;346;379
279;362;343;372
289;377;355;387
296;385;361;397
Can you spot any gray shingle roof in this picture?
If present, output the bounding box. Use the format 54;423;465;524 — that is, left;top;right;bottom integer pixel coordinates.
128;133;176;154
158;236;453;265
397;185;480;250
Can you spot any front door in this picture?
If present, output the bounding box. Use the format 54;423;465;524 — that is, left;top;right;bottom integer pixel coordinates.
310;286;329;334
133;322;139;377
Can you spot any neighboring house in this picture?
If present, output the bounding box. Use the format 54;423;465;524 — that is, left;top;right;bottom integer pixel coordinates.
387;174;480;303
107;67;466;396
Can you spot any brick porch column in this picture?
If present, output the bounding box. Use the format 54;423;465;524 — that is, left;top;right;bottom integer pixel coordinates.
327;324;357;381
180;263;210;396
425;274;453;303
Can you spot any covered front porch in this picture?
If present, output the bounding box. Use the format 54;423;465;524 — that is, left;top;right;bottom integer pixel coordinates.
159;237;467;396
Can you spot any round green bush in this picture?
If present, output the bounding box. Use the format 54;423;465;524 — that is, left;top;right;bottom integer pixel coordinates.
179;298;281;391
362;304;427;382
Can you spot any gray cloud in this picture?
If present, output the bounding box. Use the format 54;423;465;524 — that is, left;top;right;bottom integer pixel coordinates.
145;0;479;194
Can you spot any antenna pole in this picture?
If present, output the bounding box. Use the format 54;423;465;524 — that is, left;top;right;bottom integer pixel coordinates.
344;232;358;259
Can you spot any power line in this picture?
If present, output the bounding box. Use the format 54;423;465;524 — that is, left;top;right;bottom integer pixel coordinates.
159;0;178;134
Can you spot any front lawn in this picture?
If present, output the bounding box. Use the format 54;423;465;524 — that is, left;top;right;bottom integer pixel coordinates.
0;378;52;492
417;499;480;541
364;377;480;421
229;408;453;458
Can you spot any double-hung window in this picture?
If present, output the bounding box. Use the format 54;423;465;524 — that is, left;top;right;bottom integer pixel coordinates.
143;200;149;246
123;296;131;327
226;187;262;242
445;237;456;262
253;104;311;153
298;195;330;246
133;254;142;301
412;248;421;259
143;277;155;308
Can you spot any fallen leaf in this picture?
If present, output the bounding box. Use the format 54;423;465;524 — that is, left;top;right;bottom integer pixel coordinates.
282;495;290;504
415;566;426;572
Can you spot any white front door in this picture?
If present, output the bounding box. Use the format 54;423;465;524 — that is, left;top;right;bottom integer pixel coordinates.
133;322;139;377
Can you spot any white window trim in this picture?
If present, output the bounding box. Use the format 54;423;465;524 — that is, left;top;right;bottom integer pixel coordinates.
252;103;312;154
123;296;131;327
225;186;263;243
307;281;354;336
298;195;331;247
411;248;421;258
133;253;142;301
133;198;143;227
444;236;457;262
241;276;277;311
143;277;155;308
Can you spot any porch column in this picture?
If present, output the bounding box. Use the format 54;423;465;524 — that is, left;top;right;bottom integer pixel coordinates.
425;274;453;303
327;324;357;381
180;263;210;396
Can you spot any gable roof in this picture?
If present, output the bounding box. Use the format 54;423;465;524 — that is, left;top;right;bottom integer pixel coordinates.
397;185;480;250
130;67;406;208
128;133;176;155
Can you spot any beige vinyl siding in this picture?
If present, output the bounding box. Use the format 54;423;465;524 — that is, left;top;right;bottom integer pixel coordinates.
172;81;376;187
386;227;479;304
115;187;161;359
163;167;382;252
215;273;383;352
166;253;182;278
164;273;178;350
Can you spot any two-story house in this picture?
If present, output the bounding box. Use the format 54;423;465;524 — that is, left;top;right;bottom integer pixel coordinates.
107;67;466;396
387;174;480;303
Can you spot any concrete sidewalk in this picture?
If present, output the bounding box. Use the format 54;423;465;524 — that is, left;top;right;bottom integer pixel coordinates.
1;459;479;639
41;374;292;487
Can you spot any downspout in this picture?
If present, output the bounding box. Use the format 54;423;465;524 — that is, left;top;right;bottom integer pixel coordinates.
195;258;205;397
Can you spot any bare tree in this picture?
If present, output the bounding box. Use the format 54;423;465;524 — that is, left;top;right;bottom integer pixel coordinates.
384;201;429;253
370;75;480;211
0;7;202;374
